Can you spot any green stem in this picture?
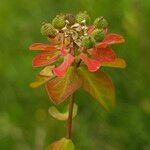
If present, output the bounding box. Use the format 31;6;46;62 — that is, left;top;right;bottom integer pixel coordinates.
66;95;74;139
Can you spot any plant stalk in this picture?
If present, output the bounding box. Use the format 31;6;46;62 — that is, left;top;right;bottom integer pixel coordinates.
66;95;74;139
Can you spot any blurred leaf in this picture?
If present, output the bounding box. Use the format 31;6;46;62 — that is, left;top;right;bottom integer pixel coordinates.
47;138;75;150
46;67;82;104
101;58;126;68
78;66;115;111
30;66;55;88
30;75;50;88
48;103;78;121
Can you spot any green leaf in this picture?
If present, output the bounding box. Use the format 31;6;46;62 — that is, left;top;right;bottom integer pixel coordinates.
49;103;78;121
46;67;82;104
78;66;115;111
47;138;75;150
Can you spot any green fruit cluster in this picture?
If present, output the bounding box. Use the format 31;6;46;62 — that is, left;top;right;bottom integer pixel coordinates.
76;11;90;25
81;37;95;49
52;14;66;29
94;16;108;29
41;23;57;38
91;29;105;42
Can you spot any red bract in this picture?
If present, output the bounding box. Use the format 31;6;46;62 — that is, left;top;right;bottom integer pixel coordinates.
30;33;124;74
52;54;74;77
96;33;125;48
80;53;101;72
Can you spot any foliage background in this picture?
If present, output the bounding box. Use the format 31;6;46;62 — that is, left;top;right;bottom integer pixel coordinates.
0;0;150;149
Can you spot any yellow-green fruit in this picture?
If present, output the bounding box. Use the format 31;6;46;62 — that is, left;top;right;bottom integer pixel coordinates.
52;14;66;29
81;37;95;49
41;23;57;38
65;14;76;25
92;29;105;42
94;17;108;28
76;11;90;25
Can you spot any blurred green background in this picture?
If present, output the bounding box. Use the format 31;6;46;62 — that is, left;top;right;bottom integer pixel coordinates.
0;0;150;149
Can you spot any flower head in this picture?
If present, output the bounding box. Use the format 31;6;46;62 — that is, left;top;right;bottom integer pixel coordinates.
29;12;126;110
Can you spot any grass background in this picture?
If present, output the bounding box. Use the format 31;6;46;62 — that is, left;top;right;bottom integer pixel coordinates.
0;0;150;149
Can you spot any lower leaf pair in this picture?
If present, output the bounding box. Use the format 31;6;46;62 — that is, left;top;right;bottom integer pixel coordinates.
45;66;116;111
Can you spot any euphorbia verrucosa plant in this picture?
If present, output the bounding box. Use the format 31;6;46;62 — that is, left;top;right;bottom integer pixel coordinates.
29;12;126;149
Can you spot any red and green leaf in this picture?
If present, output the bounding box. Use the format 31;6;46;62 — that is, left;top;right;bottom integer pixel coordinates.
32;51;60;68
78;66;115;111
80;53;101;72
46;67;82;104
52;54;74;77
97;33;125;48
101;58;126;68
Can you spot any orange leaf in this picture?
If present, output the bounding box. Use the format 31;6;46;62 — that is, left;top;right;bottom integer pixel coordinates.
46;67;82;104
32;51;60;68
29;43;56;51
102;58;126;68
30;75;50;88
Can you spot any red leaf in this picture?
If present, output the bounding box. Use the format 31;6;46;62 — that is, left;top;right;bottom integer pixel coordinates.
97;34;125;48
29;43;56;51
52;54;74;77
32;51;60;68
91;47;116;62
80;53;101;72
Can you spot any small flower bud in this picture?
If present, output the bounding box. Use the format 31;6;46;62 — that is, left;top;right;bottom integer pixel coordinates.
76;11;90;25
81;37;95;49
94;17;108;29
52;14;66;29
41;23;57;38
92;29;105;42
65;14;76;26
